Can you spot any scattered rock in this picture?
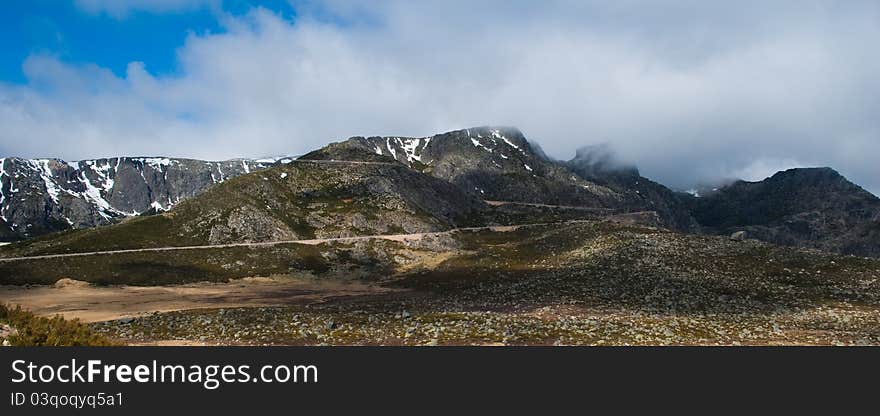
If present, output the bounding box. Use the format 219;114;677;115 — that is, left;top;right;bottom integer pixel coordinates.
730;231;748;242
0;324;17;340
54;278;91;288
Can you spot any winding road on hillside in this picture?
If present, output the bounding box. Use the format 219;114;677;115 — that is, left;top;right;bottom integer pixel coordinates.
0;220;599;262
484;200;616;212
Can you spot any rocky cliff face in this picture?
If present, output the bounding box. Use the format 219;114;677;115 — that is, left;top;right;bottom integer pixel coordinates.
683;167;880;257
0;156;280;241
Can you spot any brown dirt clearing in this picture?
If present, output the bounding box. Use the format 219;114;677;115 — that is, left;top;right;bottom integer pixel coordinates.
0;276;398;323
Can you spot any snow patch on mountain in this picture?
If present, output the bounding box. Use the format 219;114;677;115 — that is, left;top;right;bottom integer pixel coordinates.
79;169;125;219
0;156;279;240
150;201;169;212
0;158;8;223
470;137;493;153
134;157;176;171
385;138;398;160
28;159;62;203
398;137;423;162
80;160;116;193
254;155;296;164
491;129;525;154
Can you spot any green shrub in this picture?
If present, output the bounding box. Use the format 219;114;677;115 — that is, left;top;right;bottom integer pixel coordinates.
0;304;115;346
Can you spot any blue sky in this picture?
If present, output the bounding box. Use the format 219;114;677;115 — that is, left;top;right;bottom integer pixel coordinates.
0;0;294;83
1;1;878;194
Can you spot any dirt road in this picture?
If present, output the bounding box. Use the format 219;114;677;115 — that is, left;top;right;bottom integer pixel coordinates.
0;221;590;262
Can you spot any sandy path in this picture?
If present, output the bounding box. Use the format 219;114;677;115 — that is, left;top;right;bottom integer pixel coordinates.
0;277;396;323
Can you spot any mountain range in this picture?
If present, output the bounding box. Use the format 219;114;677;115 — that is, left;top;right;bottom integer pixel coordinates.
1;126;878;257
0;156;283;240
683;167;880;257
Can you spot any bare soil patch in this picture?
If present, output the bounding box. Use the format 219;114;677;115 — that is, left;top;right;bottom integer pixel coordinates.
0;275;397;323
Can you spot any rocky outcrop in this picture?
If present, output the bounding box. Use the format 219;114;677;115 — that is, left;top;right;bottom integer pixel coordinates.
207;205;302;245
0;156;280;240
682;167;880;257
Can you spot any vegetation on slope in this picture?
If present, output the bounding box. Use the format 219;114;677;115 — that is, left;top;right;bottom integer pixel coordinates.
1;304;114;346
0;237;448;286
0;157;486;258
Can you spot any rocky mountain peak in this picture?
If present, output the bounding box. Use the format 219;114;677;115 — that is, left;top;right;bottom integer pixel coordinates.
764;167;872;196
685;166;880;256
300;127;622;208
346;126;534;167
770;166;840;179
0;156;281;241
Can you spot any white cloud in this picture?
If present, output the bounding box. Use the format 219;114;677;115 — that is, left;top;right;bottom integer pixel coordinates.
730;158;807;183
2;1;879;195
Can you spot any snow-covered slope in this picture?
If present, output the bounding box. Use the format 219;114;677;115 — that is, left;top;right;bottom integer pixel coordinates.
365;127;532;171
0;156;280;240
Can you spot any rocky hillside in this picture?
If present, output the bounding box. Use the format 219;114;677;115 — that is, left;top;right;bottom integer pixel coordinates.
683;167;880;257
306;127;702;231
1;152;486;255
303;127;623;207
0;156;282;241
